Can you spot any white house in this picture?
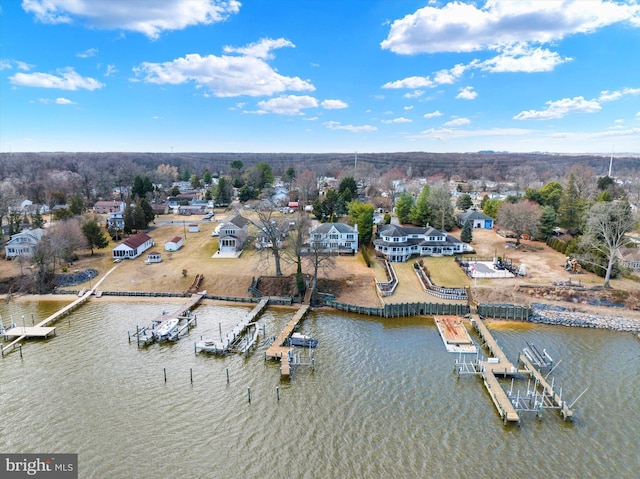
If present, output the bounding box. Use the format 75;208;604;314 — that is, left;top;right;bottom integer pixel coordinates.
106;213;124;229
374;224;464;262
112;233;154;260
4;228;46;260
165;236;183;252
217;214;249;256
309;223;358;253
457;210;494;229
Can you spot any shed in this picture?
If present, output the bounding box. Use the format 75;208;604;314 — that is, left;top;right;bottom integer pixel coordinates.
165;236;183;252
188;224;200;233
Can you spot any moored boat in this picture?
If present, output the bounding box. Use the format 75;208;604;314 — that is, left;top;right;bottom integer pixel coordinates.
289;332;318;348
154;318;179;340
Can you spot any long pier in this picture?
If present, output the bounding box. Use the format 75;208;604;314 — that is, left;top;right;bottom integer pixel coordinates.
265;304;310;378
2;289;93;356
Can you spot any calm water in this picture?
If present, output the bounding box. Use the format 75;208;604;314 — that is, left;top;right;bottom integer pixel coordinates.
1;299;639;479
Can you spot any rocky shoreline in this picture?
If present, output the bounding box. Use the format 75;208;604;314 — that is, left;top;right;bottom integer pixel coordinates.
530;302;640;333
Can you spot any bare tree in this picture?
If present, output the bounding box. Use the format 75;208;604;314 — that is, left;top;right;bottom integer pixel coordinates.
497;200;542;245
580;201;636;288
0;180;19;235
294;169;317;207
306;239;335;304
427;182;455;231
48;218;88;266
248;201;286;276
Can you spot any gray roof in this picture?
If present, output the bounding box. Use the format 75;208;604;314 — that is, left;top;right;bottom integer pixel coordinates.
227;214;249;228
311;222;357;234
378;224;442;237
457;210;493;222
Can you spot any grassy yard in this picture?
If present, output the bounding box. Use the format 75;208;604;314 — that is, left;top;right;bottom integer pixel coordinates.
418;256;471;288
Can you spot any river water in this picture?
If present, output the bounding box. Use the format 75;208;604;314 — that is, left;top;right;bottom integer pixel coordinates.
1;299;639;479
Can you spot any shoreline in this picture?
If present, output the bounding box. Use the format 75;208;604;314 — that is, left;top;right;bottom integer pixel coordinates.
2;292;639;334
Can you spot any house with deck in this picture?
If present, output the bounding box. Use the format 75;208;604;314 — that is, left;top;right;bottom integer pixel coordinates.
374;224;464;262
112;233;154;260
309;223;358;253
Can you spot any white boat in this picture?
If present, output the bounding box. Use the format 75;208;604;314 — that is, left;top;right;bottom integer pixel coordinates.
289;332;318;348
154;318;179;340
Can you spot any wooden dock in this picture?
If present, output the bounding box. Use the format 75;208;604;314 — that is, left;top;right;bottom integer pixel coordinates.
519;353;573;420
434;316;476;353
265;304;310;378
2;289;94;356
195;298;268;354
131;292;206;346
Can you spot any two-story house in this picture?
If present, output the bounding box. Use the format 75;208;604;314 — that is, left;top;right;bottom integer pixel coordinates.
4;228;46;259
217;214;250;256
309;223;358;253
373;224;464;262
93;200;126;215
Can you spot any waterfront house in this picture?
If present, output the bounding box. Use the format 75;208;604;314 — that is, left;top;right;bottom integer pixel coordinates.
457;210;494;229
373;224;464;262
165;236;183;252
112;233;154;260
309;222;358;253
217;214;249;256
4;228;46;259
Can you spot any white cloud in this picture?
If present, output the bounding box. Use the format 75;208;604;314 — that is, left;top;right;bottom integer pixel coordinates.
133;39;314;97
256;95;318;115
514;96;601;120
324;121;377;132
381;117;412;124
456;86;477;100
403;90;424;99
381;1;640;54
382;76;434;89
22;0;241;39
433;63;467;84
404;105;413;111
105;64;117;76
423;110;442;119
598;87;640;102
76;48;98;58
443;117;471;127
321;99;348;109
39;97;76;104
224;38;294;59
478;44;571;73
0;59;33;71
10;67;104;90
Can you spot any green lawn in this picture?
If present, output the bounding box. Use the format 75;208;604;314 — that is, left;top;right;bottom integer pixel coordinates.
418;256;470;288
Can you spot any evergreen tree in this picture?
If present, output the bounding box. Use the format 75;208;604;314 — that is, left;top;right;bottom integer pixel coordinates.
456;193;473;211
539;205;557;240
31;209;45;229
338;176;358;201
557;173;584;235
395;193;414;224
82;218;109;255
312;189;346;222
203;170;212;186
69;193;85;215
348;201;374;246
461;219;473;243
411;185;430;226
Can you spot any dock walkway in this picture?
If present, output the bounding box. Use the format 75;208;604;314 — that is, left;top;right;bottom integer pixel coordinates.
265;304;310;377
195;298;268;354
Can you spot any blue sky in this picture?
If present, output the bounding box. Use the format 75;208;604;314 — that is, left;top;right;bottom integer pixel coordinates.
1;0;640;154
